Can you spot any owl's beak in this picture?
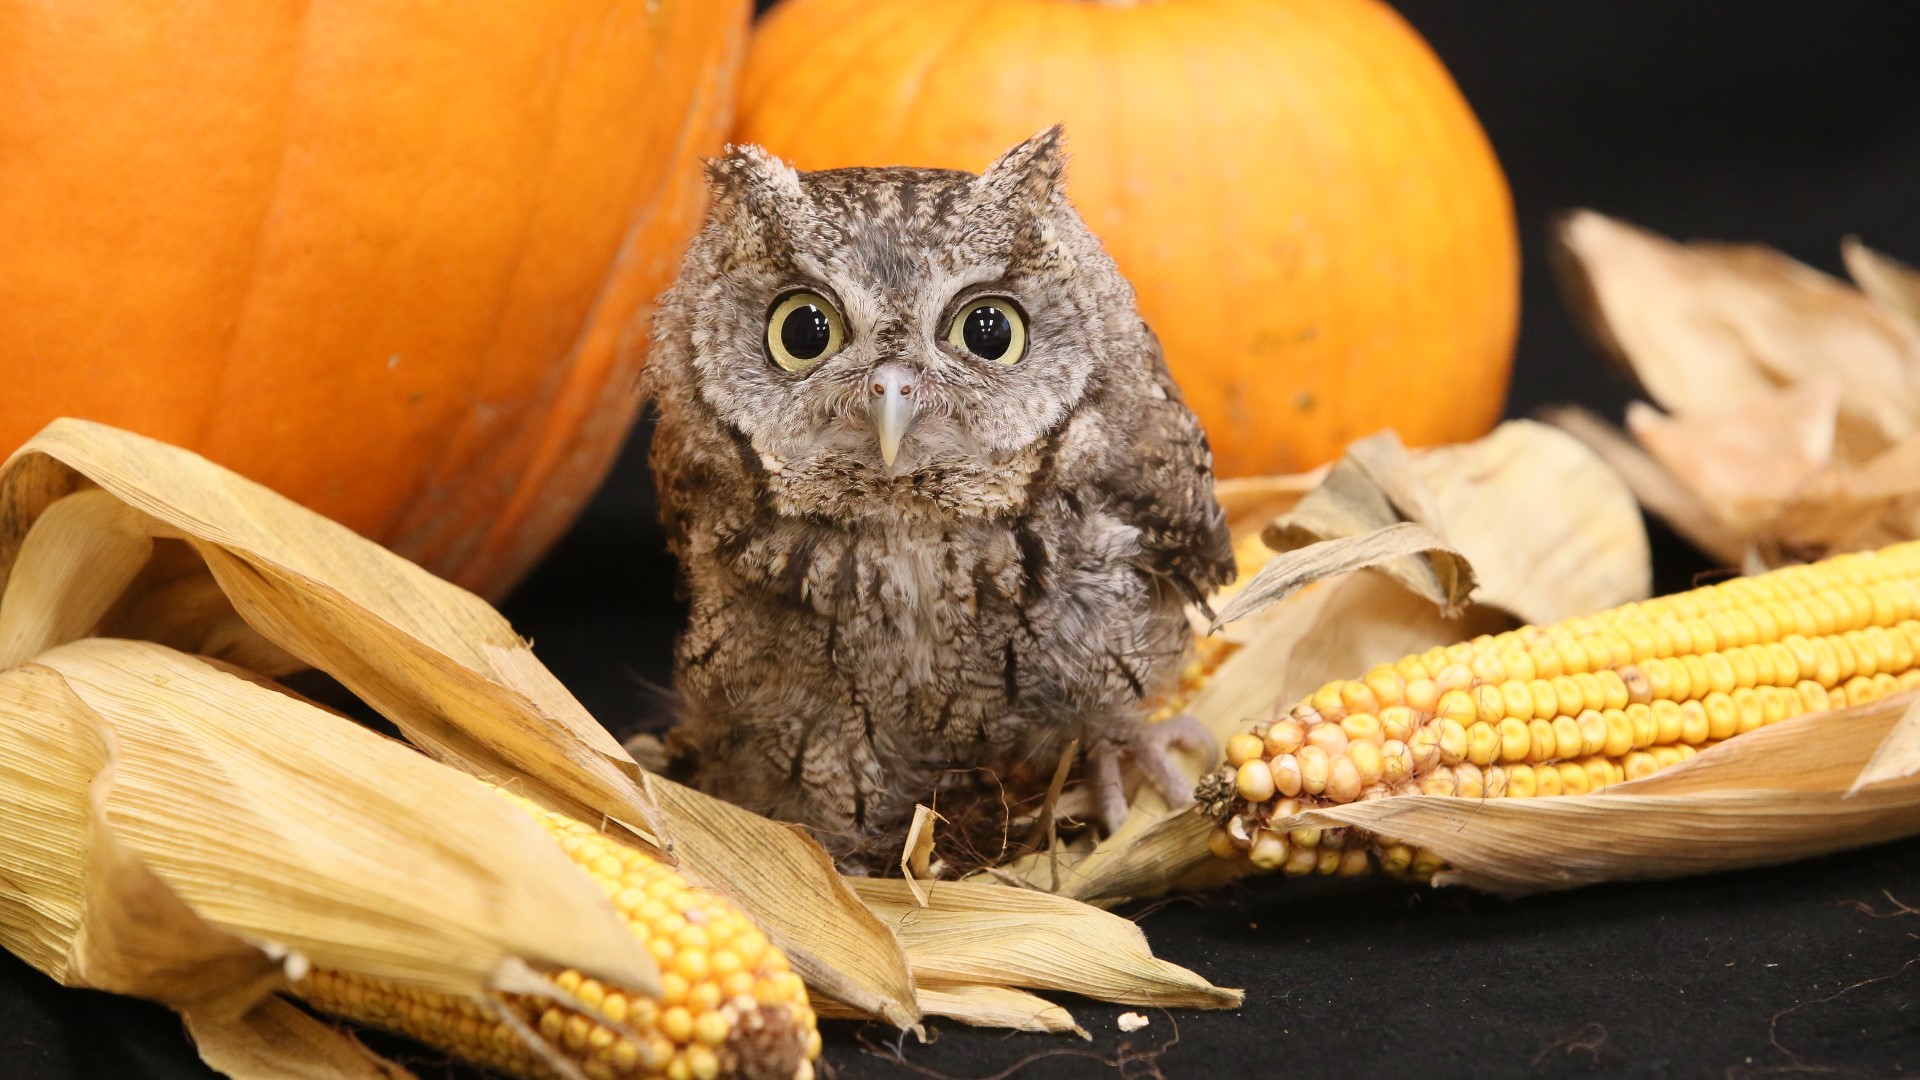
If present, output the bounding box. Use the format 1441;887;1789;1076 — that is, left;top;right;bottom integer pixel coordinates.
866;362;920;469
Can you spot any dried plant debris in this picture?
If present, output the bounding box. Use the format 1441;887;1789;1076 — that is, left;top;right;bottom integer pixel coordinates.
0;418;920;1031
0;417;1237;1079
1550;210;1920;567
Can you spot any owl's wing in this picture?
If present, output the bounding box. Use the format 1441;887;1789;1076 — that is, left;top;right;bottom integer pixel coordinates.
1105;330;1238;612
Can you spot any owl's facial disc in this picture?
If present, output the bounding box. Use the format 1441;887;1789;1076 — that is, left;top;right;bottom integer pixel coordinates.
866;362;918;468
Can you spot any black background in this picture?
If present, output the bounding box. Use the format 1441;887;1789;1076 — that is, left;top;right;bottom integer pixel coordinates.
9;3;1920;1078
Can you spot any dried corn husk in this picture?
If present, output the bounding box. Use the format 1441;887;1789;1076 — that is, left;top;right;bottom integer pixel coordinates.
0;417;917;1028
0;417;1235;1078
847;879;1236;1010
1549;211;1920;566
0;640;664;1076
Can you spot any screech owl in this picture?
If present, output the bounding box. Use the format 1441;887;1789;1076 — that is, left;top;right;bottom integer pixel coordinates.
642;127;1236;865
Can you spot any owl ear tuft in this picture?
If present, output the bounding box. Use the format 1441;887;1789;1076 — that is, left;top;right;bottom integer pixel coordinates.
703;143;805;216
977;125;1068;205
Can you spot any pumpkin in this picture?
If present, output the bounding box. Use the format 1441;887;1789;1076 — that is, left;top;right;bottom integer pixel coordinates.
735;0;1518;477
0;0;749;599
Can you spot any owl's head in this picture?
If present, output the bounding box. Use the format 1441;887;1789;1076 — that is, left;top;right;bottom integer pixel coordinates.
658;127;1147;514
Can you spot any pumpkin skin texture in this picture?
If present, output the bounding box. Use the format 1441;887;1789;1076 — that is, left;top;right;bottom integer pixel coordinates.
0;0;749;598
735;0;1518;477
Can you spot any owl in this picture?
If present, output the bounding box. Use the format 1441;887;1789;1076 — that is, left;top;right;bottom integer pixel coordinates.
643;127;1236;866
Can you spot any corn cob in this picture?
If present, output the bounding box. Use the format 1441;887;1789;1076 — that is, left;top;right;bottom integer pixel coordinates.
295;792;819;1080
1199;541;1920;882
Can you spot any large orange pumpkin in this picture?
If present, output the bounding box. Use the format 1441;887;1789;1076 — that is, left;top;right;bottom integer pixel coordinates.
736;0;1517;476
0;0;748;598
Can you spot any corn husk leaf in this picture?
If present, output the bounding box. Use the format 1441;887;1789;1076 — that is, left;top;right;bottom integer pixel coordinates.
1537;405;1750;566
901;805;939;906
6;639;660;996
1271;690;1920;894
1555;210;1920;453
984;421;1650;902
1224;431;1474;621
848;879;1239;1010
0;419;918;1027
0;637;706;1077
811;984;1084;1038
185;998;416;1080
1549;211;1920;566
912;985;1086;1038
1409;420;1651;625
1843;237;1920;328
1847;694;1920;794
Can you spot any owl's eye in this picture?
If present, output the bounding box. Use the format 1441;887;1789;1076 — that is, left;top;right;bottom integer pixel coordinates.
766;291;846;372
947;298;1027;364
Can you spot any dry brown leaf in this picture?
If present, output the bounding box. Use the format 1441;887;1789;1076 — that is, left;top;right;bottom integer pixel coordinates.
1555;211;1920;456
914;985;1085;1038
1228;432;1475;621
849;879;1239;1010
1219;422;1647;631
1549;219;1920;567
99;541;300;676
186;998;416;1080
1769;436;1920;553
1278;573;1513;707
1213;470;1325;539
1212;524;1471;630
1409;420;1650;625
901;805;939;906
1844;237;1920;328
1540;405;1749;566
1625;382;1839;534
811;983;1084;1038
0;419;920;1028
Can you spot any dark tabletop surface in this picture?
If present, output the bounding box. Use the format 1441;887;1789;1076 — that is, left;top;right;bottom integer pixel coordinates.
9;4;1920;1078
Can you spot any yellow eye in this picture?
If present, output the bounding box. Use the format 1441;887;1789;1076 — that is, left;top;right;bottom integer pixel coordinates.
766;291;846;371
946;297;1027;364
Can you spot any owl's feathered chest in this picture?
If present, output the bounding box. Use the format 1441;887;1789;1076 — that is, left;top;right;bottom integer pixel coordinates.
675;477;1185;737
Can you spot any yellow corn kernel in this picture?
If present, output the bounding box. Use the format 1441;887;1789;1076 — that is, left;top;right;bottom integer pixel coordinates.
1379;705;1417;742
1534;764;1563;797
1601;710;1635;759
1235;760;1277;802
1403;678;1440;712
1340;680;1382;715
1297;746;1330;795
1347;740;1386;786
1556;761;1591;796
1506;764;1538;798
1225;732;1265;767
1575;710;1607;756
1306;723;1349;756
1341;712;1384;744
1702;692;1738;741
1264;718;1305;756
1465;722;1502;767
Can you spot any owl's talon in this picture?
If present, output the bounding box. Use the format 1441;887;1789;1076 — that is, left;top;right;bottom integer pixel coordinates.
1087;743;1132;837
1083;714;1218;836
1134;713;1218;808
